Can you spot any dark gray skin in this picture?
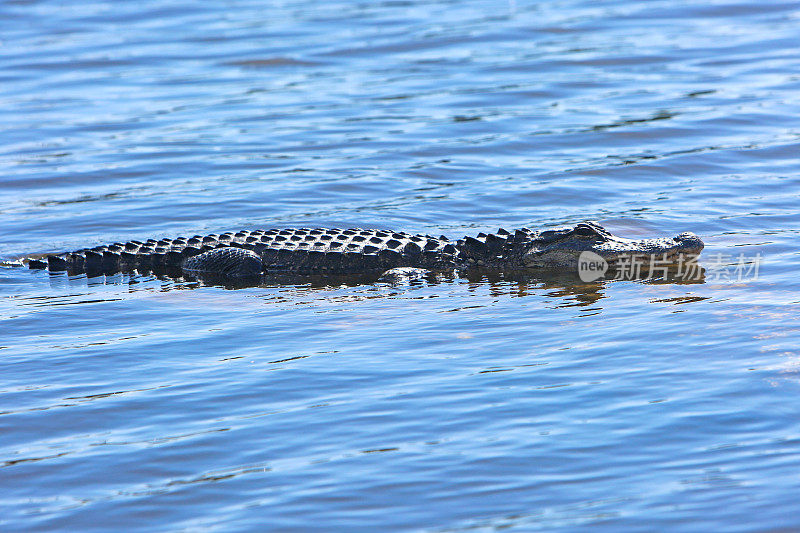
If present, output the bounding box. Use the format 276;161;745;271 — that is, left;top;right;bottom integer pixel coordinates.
22;222;703;279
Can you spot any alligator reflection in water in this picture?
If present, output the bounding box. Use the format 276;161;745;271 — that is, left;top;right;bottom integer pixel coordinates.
461;268;707;307
27;263;707;313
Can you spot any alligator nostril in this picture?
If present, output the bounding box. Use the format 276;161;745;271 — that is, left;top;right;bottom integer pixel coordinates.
674;232;704;252
676;232;701;243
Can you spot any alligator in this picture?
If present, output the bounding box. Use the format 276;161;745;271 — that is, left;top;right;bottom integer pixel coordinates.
16;222;704;281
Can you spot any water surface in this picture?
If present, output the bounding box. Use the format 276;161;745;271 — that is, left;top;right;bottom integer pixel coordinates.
1;0;800;530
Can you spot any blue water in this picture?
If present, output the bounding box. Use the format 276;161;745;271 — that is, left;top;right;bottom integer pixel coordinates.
2;0;800;530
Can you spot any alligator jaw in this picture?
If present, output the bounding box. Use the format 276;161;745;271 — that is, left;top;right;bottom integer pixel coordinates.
522;223;704;269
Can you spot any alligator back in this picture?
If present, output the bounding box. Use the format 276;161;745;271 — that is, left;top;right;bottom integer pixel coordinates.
29;228;458;276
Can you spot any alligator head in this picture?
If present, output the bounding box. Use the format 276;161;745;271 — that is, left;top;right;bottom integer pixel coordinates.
522;222;704;269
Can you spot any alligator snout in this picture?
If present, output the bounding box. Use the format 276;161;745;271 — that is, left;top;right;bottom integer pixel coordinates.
673;232;704;255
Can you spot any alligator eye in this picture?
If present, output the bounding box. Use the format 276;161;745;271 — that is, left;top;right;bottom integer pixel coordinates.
572;226;599;237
